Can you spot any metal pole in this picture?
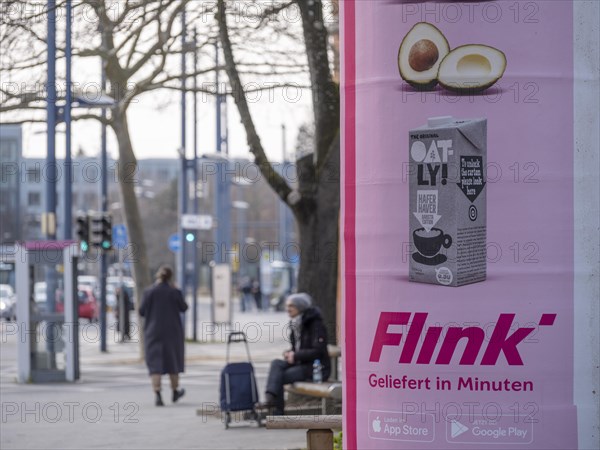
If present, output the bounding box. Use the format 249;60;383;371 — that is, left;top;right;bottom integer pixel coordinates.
279;124;288;253
64;0;72;239
118;247;125;343
214;43;231;265
215;42;221;153
46;0;57;241
191;28;199;341
45;0;57;364
222;94;228;156
214;42;222;263
99;29;108;353
178;9;188;293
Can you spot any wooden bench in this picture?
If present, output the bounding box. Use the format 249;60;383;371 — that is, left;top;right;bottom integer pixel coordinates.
266;414;342;450
327;345;341;381
286;381;342;415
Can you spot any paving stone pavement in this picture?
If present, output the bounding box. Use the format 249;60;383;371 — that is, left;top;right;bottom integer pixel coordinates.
0;298;308;450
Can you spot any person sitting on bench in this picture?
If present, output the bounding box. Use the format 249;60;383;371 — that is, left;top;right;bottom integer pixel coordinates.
261;293;330;415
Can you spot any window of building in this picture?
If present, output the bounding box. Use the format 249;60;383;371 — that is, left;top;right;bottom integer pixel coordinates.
0;140;16;160
26;166;41;183
28;191;41;206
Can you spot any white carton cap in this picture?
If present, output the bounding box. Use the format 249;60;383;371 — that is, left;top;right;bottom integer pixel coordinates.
427;116;454;127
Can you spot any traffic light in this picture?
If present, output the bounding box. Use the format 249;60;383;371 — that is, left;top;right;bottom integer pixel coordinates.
76;214;90;252
90;213;113;250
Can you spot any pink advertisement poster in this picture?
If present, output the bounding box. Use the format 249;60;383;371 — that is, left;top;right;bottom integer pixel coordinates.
341;1;578;449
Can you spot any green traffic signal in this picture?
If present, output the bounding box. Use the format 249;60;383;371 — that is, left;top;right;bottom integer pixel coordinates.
76;214;90;252
186;232;195;242
90;213;113;250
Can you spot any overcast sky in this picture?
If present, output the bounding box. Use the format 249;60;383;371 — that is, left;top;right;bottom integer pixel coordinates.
21;81;313;163
8;2;316;164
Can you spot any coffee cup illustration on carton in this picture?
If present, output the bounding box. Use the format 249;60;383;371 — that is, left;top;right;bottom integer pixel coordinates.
413;227;452;264
408;116;487;287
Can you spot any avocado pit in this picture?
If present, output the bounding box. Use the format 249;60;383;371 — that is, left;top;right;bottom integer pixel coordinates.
408;39;439;72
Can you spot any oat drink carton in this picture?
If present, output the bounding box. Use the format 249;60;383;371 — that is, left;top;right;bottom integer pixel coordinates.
409;116;487;286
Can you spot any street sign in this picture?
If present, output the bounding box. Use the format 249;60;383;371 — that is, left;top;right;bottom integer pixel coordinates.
212;264;232;324
168;234;181;252
181;214;213;230
112;224;128;249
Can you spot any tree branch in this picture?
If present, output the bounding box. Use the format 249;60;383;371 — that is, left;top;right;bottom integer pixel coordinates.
71;112;110;125
295;0;339;169
125;0;186;79
217;0;292;206
0;119;47;125
254;1;295;28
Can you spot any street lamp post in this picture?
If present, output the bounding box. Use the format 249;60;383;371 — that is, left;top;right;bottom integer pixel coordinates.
45;0;58;367
214;43;231;265
64;0;72;240
179;9;188;294
279;124;288;252
99;30;109;353
192;27;199;341
46;0;57;241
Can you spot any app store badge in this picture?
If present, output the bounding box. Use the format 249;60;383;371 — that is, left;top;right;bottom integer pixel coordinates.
368;410;435;443
446;415;533;445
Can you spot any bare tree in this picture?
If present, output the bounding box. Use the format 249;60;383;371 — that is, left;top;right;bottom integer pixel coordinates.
217;0;340;339
1;0;340;341
1;1;217;356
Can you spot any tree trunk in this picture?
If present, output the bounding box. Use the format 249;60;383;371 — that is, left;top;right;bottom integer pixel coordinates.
217;0;341;341
111;109;152;356
296;134;340;343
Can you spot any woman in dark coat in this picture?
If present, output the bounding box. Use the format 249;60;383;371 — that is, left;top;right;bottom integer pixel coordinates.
139;266;188;406
262;293;330;415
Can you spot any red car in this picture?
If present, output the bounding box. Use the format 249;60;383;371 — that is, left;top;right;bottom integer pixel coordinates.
56;285;99;322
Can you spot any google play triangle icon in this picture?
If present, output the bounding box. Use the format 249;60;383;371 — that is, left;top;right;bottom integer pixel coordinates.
451;420;469;438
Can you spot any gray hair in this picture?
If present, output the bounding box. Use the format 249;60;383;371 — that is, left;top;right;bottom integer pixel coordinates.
286;293;312;312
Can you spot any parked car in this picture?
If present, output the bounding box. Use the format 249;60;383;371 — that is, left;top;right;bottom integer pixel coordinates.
77;275;99;298
0;284;16;321
56;285;99;322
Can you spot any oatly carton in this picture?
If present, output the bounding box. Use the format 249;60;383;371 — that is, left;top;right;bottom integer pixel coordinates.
409;116;487;286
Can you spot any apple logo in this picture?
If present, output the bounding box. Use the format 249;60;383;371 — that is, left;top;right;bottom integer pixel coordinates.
372;416;381;433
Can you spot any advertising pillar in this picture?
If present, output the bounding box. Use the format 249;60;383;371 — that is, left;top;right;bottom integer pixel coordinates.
341;1;599;449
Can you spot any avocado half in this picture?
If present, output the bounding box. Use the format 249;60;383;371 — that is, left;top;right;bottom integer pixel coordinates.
437;44;507;93
398;22;450;91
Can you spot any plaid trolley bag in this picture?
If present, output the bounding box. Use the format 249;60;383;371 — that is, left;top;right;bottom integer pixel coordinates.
220;332;260;428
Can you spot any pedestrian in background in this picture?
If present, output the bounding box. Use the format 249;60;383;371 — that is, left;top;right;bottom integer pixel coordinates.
260;293;330;415
115;284;131;341
251;278;262;311
139;266;188;406
240;276;253;312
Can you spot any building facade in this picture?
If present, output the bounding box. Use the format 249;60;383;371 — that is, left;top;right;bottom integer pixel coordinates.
0;125;22;244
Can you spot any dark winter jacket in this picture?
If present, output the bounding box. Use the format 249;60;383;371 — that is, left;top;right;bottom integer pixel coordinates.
139;282;188;374
289;307;331;381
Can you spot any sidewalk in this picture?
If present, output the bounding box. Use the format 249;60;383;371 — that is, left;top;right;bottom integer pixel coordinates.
0;299;308;450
